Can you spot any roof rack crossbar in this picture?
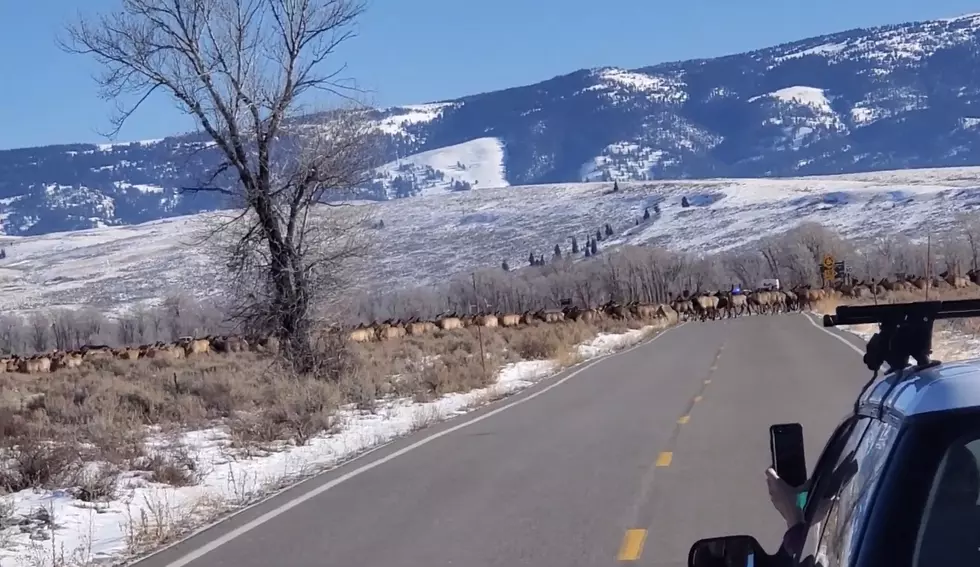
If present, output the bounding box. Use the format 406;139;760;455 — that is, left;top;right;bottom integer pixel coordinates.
823;299;980;327
822;299;980;380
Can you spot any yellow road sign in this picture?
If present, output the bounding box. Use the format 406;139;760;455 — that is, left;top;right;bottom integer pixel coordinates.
822;255;835;269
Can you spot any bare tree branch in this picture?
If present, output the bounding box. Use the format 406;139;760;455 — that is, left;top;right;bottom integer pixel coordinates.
63;0;378;370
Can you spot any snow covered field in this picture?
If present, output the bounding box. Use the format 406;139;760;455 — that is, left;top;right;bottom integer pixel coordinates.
2;166;980;312
0;326;657;567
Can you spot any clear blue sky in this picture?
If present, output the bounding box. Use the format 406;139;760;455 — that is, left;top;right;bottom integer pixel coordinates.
1;0;977;149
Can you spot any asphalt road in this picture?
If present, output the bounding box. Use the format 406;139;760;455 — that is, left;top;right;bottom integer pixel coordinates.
138;313;870;567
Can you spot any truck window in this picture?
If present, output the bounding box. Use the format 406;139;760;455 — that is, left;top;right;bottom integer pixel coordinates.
912;434;980;567
861;410;980;567
798;416;869;561
815;419;899;567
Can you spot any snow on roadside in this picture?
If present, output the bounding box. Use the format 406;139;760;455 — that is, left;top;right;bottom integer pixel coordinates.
836;323;876;342
576;326;653;359
0;325;660;567
836;322;980;363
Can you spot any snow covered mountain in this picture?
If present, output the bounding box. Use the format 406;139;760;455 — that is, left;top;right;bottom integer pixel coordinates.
5;12;980;235
2;166;979;313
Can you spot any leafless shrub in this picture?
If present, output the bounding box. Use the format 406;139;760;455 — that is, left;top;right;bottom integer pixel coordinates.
139;443;199;488
72;463;121;503
122;490;205;557
0;437;82;492
261;378;342;446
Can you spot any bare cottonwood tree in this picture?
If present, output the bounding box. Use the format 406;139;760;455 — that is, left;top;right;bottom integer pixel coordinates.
958;211;980;272
63;0;377;367
28;313;50;354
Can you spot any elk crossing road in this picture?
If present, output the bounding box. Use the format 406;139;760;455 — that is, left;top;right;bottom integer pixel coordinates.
135;314;870;567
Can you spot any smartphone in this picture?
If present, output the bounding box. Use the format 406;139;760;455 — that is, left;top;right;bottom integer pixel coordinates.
770;423;808;488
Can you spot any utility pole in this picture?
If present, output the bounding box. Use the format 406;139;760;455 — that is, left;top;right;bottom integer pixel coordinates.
471;272;488;383
926;231;932;301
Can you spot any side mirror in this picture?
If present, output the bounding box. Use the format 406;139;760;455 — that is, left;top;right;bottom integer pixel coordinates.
688;535;765;567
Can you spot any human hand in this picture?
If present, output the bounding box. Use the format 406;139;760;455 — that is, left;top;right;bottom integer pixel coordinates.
766;467;804;527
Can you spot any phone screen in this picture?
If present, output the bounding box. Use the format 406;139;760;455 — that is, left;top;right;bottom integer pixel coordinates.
771;424;808;488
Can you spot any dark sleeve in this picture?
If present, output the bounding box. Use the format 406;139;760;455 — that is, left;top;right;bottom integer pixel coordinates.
778;522;807;560
758;522;806;567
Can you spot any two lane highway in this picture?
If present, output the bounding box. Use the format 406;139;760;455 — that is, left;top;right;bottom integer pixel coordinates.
139;313;869;567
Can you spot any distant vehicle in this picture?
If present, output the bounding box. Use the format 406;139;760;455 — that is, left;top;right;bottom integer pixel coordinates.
759;279;780;291
687;299;980;567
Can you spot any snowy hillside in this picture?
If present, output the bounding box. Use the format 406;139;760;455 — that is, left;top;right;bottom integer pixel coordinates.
1;166;979;313
368;137;509;197
4;12;980;235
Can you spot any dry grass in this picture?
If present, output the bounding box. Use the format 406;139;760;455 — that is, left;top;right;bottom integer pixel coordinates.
0;316;656;491
813;285;980;315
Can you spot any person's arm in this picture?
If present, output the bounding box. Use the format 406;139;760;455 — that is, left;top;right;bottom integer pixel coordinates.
766;468;805;527
757;522;807;567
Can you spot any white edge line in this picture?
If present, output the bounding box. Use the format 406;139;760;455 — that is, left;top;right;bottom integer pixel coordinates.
158;322;684;567
802;312;865;355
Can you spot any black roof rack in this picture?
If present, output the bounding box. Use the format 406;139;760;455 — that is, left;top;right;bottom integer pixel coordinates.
824;299;980;415
824;299;980;373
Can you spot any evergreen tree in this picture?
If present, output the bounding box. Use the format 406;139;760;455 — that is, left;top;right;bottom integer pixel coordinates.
612;180;619;192
605;223;613;236
681;196;690;208
0;248;5;259
553;244;562;259
643;208;650;220
654;203;661;214
571;236;579;254
595;228;603;242
377;219;385;229
529;251;535;266
590;239;598;255
502;260;510;271
635;218;640;226
584;247;592;258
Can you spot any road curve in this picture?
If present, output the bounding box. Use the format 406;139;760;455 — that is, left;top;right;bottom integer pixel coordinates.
136;313;870;567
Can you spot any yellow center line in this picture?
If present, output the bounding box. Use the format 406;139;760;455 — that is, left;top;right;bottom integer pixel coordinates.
655;451;673;467
617;529;648;561
694;395;703;402
677;415;690;424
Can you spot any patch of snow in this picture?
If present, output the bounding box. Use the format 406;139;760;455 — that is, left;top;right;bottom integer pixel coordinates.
582;67;688;105
374;137;509;197
580;142;665;182
96;139;164;152
772;41;848;63
759;86;833;114
962;117;980;129
0;325;659;567
838;322;980;365
576;327;654;359
113;182;165;194
374;103;457;138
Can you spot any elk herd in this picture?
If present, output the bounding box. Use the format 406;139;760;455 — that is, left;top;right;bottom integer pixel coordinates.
345;270;980;342
3;270;976;376
346;303;680;343
0;334;279;375
344;286;824;344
